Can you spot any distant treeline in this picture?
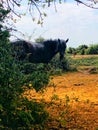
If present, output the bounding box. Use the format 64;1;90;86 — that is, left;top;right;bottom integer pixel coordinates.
67;44;98;55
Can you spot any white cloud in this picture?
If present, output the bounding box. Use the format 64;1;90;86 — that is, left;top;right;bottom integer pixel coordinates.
11;2;98;47
43;3;98;47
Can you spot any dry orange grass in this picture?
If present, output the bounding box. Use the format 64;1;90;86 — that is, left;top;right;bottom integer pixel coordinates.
24;72;98;130
71;54;98;59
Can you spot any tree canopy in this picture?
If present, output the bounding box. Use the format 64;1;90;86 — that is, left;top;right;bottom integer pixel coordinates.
1;0;98;18
1;0;98;37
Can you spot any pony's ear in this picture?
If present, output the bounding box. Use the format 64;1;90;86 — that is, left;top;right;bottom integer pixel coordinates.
58;38;61;43
54;39;60;52
22;41;30;53
65;38;69;43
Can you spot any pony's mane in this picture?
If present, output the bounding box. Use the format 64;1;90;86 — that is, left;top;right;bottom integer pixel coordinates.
43;39;58;43
43;39;58;46
12;39;59;46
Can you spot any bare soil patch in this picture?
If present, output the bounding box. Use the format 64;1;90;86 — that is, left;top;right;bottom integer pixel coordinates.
24;72;98;130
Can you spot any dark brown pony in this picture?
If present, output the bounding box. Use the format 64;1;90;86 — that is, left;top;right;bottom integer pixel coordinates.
11;38;69;63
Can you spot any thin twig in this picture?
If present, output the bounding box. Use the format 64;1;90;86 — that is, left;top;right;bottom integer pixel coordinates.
30;0;43;21
12;0;20;7
54;0;57;12
74;0;98;9
6;0;21;17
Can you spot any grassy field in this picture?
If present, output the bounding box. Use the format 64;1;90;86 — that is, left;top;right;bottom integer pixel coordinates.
68;54;98;73
24;55;98;130
69;54;98;66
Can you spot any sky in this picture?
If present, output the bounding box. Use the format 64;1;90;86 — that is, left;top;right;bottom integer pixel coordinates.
10;1;98;47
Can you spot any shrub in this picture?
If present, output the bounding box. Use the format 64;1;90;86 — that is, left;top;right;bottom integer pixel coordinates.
76;45;88;55
85;44;98;54
46;55;71;75
0;5;49;129
22;63;50;91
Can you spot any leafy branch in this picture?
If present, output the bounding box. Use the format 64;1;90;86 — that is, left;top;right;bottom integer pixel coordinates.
75;0;98;9
1;0;98;19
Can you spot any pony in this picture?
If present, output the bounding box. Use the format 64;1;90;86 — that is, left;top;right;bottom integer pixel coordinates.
11;38;69;63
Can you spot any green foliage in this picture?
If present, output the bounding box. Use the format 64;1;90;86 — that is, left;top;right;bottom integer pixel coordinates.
35;36;45;43
21;53;71;77
47;55;71;75
67;44;98;55
0;98;49;129
0;5;49;129
67;47;76;55
15;99;49;129
68;55;98;73
85;44;98;54
65;54;98;73
22;63;50;91
71;57;98;67
76;45;88;55
0;5;23;105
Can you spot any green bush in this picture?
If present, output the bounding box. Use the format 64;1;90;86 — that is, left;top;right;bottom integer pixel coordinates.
67;47;76;55
76;45;88;55
0;5;49;129
85;44;98;54
22;63;50;91
47;54;71;75
0;40;49;129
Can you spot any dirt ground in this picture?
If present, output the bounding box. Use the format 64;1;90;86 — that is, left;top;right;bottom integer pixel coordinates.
24;72;98;130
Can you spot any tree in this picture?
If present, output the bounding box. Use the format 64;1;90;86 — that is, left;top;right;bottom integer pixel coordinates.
76;45;88;55
35;36;45;43
85;44;98;54
1;0;98;38
1;0;98;11
1;0;98;22
67;47;76;54
0;4;49;129
0;4;24;128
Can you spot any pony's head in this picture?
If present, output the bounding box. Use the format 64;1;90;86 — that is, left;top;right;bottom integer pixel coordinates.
57;38;69;60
